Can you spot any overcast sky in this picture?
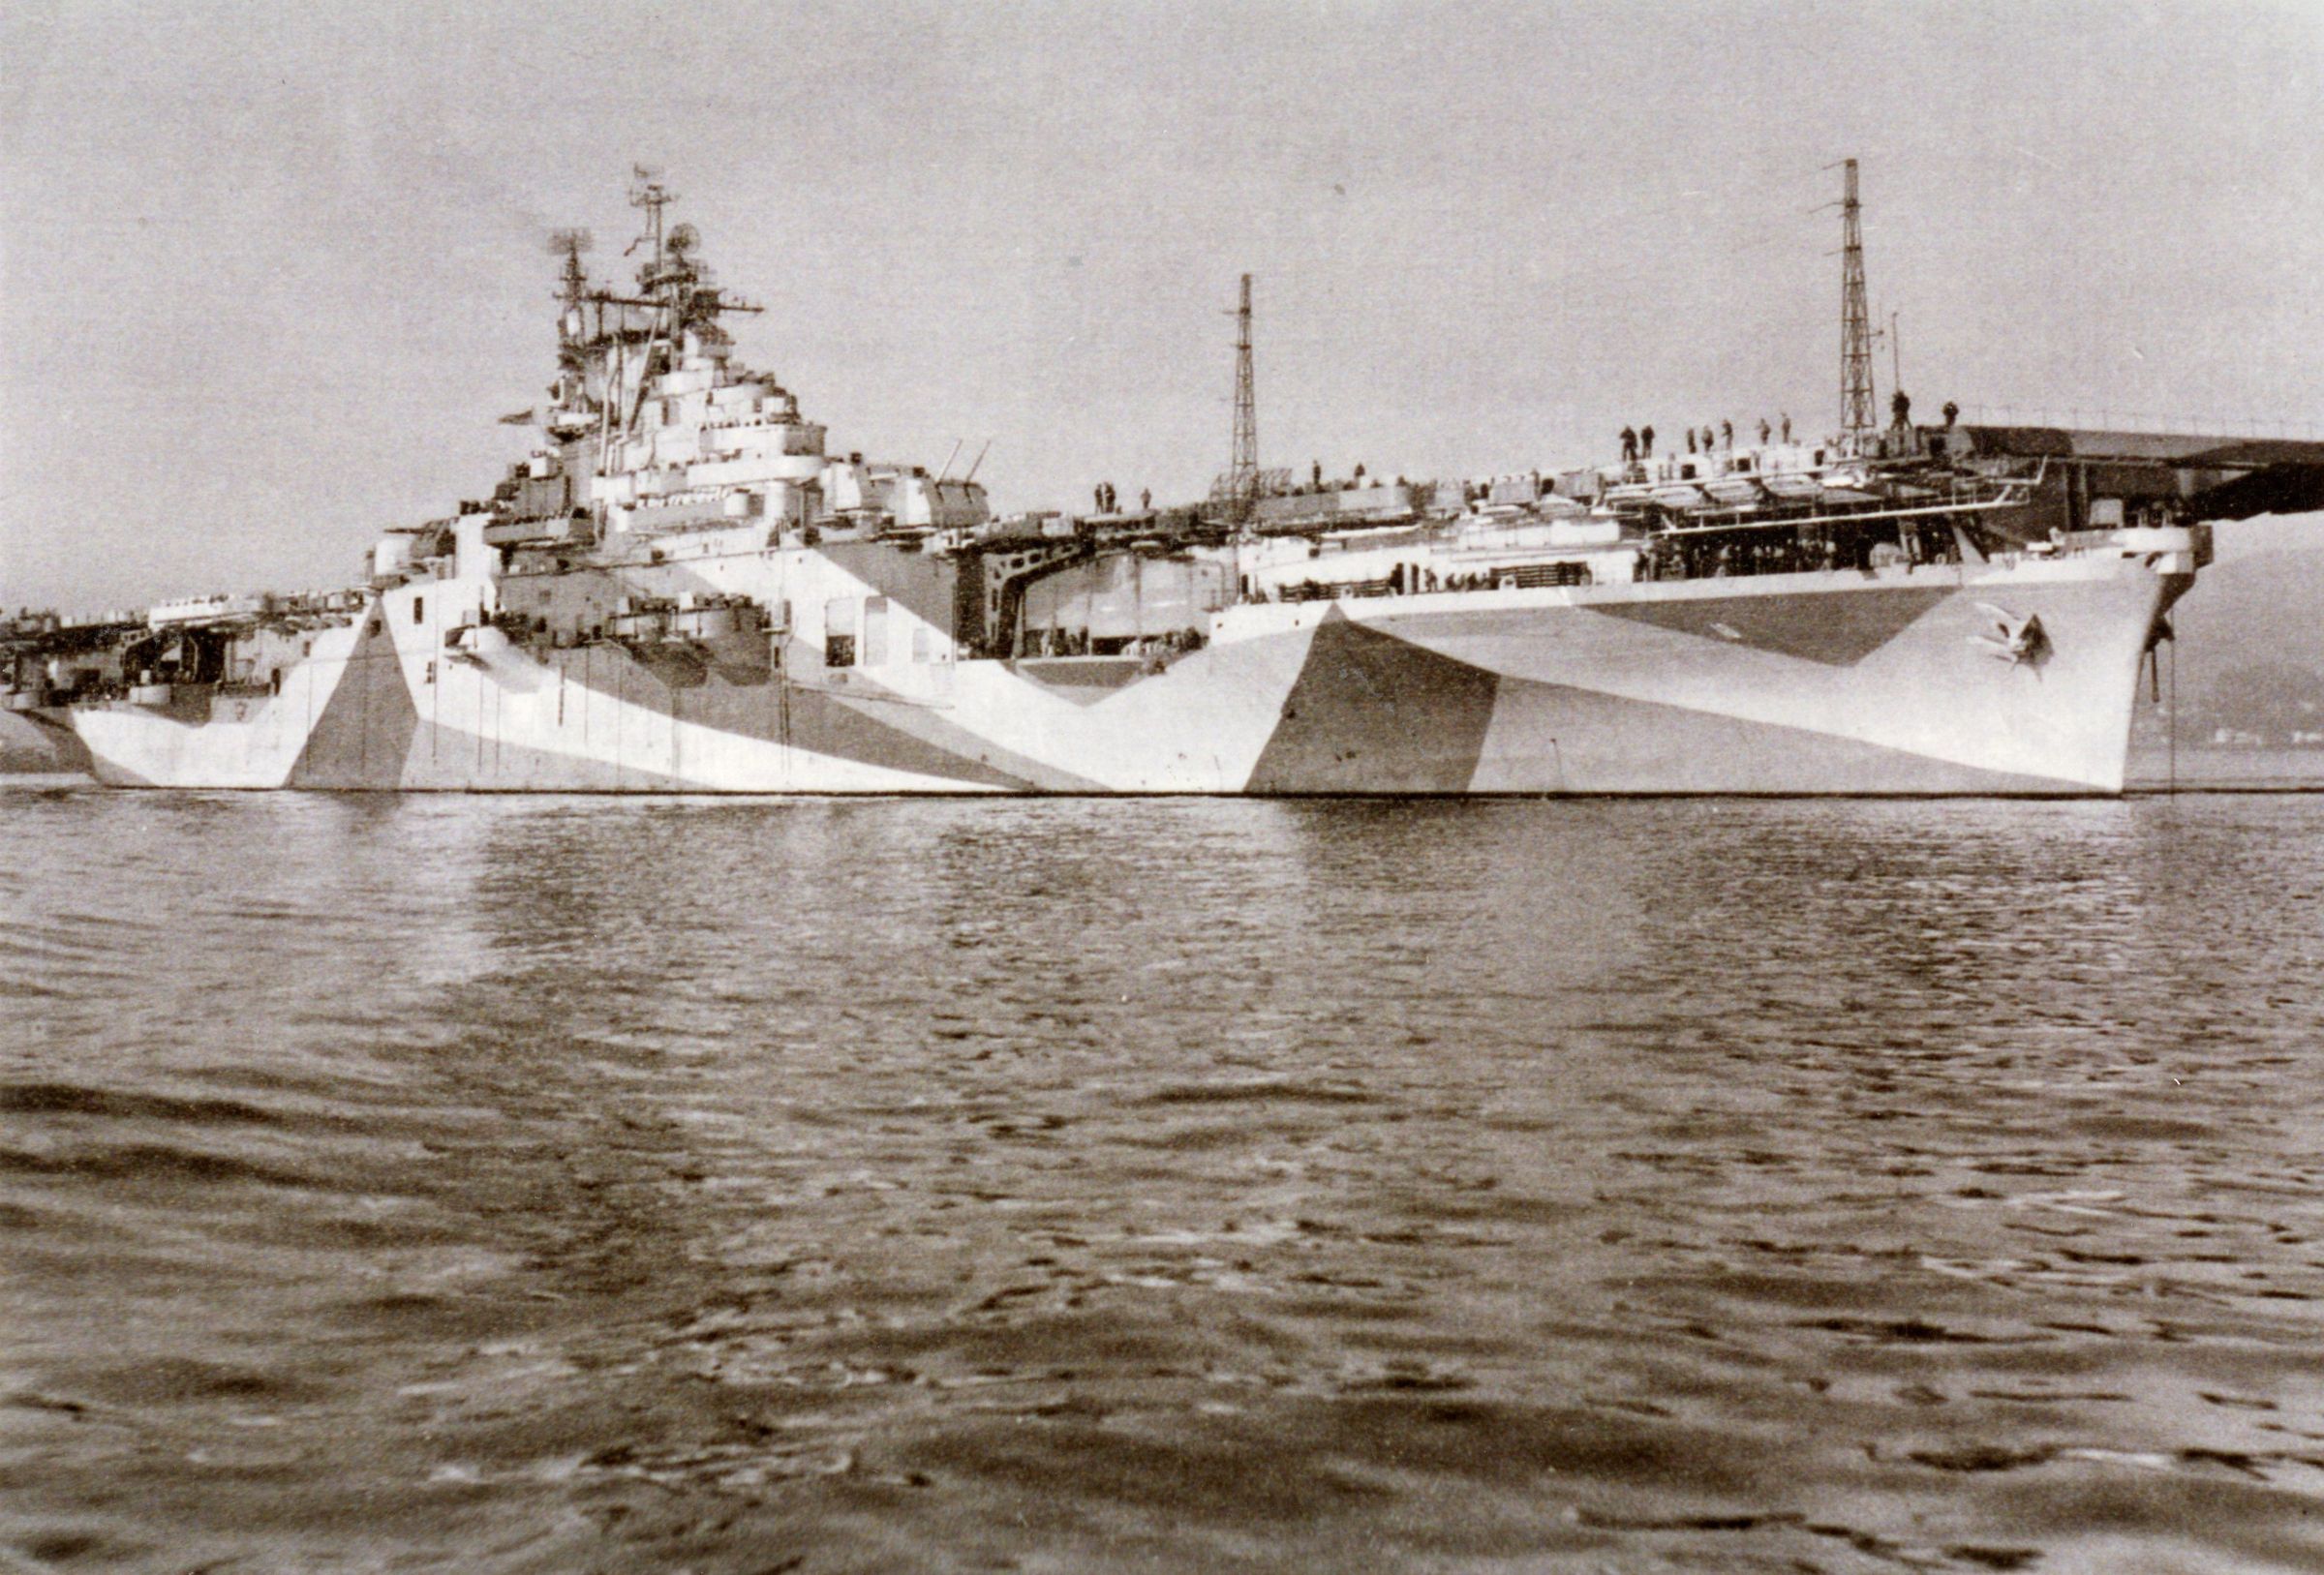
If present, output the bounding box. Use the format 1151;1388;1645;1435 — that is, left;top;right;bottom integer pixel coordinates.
4;0;2320;611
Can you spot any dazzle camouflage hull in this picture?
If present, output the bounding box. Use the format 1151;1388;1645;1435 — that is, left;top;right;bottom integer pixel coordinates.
63;548;2179;797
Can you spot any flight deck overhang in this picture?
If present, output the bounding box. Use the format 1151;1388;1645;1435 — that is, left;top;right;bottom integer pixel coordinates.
1938;423;2324;531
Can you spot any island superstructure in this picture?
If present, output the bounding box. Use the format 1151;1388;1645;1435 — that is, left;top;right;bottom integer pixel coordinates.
2;175;2219;795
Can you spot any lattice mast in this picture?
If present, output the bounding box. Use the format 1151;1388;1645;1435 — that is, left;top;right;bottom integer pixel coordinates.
545;229;595;422
1839;158;1878;436
1226;273;1259;525
630;167;672;285
551;229;592;314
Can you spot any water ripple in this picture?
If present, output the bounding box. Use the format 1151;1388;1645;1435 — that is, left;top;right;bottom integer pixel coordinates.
2;789;2321;1571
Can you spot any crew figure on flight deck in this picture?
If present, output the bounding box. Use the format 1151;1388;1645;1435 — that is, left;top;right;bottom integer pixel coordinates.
1620;426;1637;462
1942;401;1960;428
1140;487;1151;512
1312;460;1323;486
1686;428;1697;454
1640;424;1655;457
1758;418;1771;444
1891;389;1911;427
1720;419;1733;448
1093;483;1105;512
1701;426;1716;453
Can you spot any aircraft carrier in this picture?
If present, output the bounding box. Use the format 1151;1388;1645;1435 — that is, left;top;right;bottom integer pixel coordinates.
10;172;2295;798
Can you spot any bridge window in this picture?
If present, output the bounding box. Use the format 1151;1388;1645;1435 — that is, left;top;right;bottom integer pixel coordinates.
413;596;424;623
824;596;856;667
862;596;889;666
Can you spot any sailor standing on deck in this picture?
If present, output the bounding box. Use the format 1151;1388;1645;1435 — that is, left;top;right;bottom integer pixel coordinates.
1620;426;1637;463
1640;424;1655;458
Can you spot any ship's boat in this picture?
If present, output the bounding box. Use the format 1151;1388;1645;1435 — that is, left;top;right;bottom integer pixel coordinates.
0;183;2208;796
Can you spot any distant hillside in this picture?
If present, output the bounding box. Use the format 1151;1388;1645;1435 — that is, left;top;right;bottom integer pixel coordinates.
2137;523;2324;744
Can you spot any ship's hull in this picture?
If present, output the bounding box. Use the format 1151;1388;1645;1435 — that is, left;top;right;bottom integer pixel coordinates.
49;552;2180;796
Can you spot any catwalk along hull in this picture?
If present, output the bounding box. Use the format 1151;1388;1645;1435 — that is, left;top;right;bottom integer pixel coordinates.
52;550;2181;797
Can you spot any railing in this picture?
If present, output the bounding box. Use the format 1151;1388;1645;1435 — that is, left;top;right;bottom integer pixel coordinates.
1277;577;1397;602
1651;470;2035;536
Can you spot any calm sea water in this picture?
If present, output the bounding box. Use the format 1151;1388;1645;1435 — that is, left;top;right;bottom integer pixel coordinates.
4;786;2322;1574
